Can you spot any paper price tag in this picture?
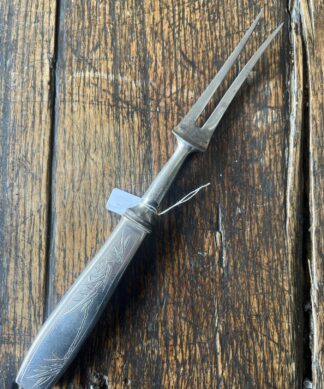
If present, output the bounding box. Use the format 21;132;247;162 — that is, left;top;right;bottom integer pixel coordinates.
106;188;141;215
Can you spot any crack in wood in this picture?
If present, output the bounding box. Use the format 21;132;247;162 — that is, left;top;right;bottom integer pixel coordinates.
289;0;324;387
44;0;62;319
289;0;313;385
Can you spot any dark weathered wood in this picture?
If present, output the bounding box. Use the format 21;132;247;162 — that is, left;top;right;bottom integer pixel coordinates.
6;0;324;387
49;1;305;388
298;0;324;386
0;0;56;387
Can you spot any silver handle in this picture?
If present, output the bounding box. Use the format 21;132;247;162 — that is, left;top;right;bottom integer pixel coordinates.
17;135;196;389
16;217;148;389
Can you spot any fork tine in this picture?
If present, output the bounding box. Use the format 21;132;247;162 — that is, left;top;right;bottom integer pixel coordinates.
180;9;264;126
202;22;284;131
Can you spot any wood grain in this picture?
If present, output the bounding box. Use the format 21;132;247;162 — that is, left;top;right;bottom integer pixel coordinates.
4;0;324;387
49;1;305;388
0;0;56;388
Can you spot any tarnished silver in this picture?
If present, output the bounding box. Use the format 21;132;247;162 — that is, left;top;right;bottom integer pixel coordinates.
16;11;283;389
16;218;148;389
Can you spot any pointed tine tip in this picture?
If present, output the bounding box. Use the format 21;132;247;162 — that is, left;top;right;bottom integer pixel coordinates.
244;9;263;38
267;22;284;43
243;9;264;38
276;22;285;33
256;8;264;20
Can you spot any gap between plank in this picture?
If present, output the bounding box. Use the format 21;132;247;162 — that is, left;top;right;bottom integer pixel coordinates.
301;33;312;388
288;0;313;385
44;0;62;319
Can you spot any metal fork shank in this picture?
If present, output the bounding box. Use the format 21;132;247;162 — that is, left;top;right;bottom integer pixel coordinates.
142;138;194;206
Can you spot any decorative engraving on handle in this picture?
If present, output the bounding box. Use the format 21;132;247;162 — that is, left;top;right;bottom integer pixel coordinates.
26;359;65;388
18;221;145;389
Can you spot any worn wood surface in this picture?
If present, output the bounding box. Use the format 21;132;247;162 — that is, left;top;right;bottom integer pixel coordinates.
50;1;302;388
0;1;56;388
2;0;324;388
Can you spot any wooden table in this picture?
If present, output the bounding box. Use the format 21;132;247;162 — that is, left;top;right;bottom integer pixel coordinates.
0;0;323;388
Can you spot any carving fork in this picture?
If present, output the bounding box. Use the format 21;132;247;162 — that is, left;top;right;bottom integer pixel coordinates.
16;10;283;389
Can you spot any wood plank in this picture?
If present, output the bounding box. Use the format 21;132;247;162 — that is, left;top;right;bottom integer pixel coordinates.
50;1;305;387
0;0;57;387
298;0;324;386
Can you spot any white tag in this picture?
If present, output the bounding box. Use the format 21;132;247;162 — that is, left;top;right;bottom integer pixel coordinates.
106;188;141;215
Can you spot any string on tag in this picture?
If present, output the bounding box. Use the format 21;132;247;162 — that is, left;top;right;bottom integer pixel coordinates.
144;183;211;216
